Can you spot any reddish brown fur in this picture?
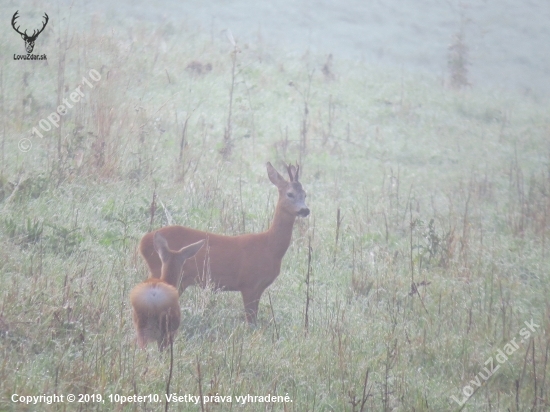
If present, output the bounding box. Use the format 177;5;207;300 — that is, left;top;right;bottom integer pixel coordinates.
130;279;180;351
130;234;205;350
139;162;309;323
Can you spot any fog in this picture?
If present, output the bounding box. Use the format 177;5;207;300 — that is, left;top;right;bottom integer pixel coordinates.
89;0;550;99
2;1;549;409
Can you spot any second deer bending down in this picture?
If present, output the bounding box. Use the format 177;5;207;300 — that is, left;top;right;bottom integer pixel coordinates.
130;233;205;350
139;162;310;324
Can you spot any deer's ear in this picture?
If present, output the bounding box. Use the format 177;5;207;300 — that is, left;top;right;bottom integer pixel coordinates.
175;239;205;267
21;34;25;40
266;162;286;188
153;232;171;263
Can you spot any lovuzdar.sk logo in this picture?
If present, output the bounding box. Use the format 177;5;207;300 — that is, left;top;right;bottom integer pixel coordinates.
11;10;48;61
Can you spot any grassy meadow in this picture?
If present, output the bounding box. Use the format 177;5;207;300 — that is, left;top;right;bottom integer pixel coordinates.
0;8;549;412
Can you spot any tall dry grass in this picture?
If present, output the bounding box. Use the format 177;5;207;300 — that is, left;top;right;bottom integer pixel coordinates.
0;5;549;411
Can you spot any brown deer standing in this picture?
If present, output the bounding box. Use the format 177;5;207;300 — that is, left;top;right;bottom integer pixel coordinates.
130;233;205;350
139;162;309;324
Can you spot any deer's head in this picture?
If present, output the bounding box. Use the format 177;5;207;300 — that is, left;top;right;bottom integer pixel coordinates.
154;232;206;285
267;162;310;218
11;11;49;54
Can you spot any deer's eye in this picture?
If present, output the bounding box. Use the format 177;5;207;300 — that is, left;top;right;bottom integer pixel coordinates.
287;192;295;198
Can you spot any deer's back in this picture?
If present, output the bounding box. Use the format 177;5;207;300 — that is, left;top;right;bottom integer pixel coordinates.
140;226;278;291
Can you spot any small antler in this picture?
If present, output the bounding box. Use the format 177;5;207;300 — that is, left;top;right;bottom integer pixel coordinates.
294;163;300;181
286;164;294;181
286;162;300;182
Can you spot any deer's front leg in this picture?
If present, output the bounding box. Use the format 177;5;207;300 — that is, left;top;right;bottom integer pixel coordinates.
241;288;262;325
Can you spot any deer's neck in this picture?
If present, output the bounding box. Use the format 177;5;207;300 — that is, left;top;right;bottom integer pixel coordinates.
266;201;296;260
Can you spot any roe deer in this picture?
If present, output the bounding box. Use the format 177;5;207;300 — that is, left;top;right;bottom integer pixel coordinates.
130;233;205;350
139;162;310;324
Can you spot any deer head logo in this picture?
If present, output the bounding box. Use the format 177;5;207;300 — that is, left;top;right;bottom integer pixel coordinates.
11;11;49;54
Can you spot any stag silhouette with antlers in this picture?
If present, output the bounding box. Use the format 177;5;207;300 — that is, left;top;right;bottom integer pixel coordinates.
11;11;49;54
